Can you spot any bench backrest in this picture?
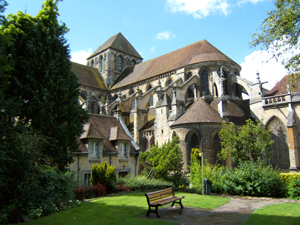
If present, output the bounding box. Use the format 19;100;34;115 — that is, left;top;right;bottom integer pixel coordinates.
145;188;174;204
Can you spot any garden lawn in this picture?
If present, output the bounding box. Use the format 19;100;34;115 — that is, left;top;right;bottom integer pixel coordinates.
243;203;300;225
26;192;230;225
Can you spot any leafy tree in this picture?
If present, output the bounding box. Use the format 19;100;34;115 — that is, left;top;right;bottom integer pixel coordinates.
0;0;88;171
218;119;274;163
250;0;300;76
139;136;183;182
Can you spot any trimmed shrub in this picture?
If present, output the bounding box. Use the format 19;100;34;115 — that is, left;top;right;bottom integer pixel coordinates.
117;176;172;191
90;162;116;193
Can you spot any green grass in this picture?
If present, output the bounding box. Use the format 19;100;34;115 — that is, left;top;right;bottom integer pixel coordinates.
26;192;229;225
243;203;300;225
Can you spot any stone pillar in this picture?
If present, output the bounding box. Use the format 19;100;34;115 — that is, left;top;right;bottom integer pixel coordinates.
179;140;188;171
288;126;299;171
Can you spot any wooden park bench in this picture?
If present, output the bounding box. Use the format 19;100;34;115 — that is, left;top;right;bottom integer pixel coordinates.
145;188;184;218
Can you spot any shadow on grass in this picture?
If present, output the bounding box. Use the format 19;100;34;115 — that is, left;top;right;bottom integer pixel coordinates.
27;193;178;225
147;204;300;225
27;192;299;225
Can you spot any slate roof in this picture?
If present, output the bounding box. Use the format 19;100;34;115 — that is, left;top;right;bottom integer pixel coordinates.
79;114;133;153
266;75;300;96
71;62;107;90
111;39;238;90
87;32;142;60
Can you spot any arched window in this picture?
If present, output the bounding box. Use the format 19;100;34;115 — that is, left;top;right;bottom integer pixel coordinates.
213;83;218;97
118;56;124;72
201;70;209;96
146;84;152;92
131;100;135;110
267;117;290;169
131;59;136;66
129;88;134;96
100;56;104;72
188;85;194;98
166;79;173;86
148;95;154;107
185;130;202;167
186;72;193;81
80;92;87;100
221;68;228;95
91;60;95;68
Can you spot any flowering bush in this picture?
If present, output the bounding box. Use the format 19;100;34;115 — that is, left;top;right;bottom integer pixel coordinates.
93;183;107;197
280;172;300;183
287;176;300;200
74;186;87;200
74;184;106;200
114;184;131;193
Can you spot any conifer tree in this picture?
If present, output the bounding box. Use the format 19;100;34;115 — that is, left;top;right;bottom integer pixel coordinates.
1;0;88;171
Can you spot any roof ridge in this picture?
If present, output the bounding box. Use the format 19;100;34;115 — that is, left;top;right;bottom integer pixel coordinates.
87;32;142;59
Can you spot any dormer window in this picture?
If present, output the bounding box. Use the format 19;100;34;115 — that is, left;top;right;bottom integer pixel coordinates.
118;142;129;161
90;141;100;158
121;142;128;158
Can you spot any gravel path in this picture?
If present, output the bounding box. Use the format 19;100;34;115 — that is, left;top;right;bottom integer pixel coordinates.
142;194;300;225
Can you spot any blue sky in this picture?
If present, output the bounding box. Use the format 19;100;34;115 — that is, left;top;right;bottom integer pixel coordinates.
4;0;290;90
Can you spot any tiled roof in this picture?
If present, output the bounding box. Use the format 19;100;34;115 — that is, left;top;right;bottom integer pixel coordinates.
171;97;251;127
87;33;142;60
171;99;223;126
78;138;88;153
78;115;134;153
111;39;237;90
71;62;107;90
88;114;133;153
210;98;250;125
266;75;300;96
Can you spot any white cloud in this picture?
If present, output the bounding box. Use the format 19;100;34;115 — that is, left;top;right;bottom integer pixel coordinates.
156;31;176;40
240;39;300;90
240;50;289;90
166;0;231;18
70;48;93;65
165;0;269;18
238;0;265;5
150;46;156;52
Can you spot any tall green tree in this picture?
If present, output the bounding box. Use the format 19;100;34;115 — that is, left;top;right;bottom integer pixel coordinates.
1;0;88;171
218;119;274;163
250;0;300;76
139;136;183;182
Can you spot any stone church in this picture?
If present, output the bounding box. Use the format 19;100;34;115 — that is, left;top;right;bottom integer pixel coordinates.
69;32;300;185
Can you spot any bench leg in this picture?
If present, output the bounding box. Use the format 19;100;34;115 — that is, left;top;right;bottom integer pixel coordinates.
171;199;184;209
146;206;150;217
146;206;160;218
155;206;160;218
